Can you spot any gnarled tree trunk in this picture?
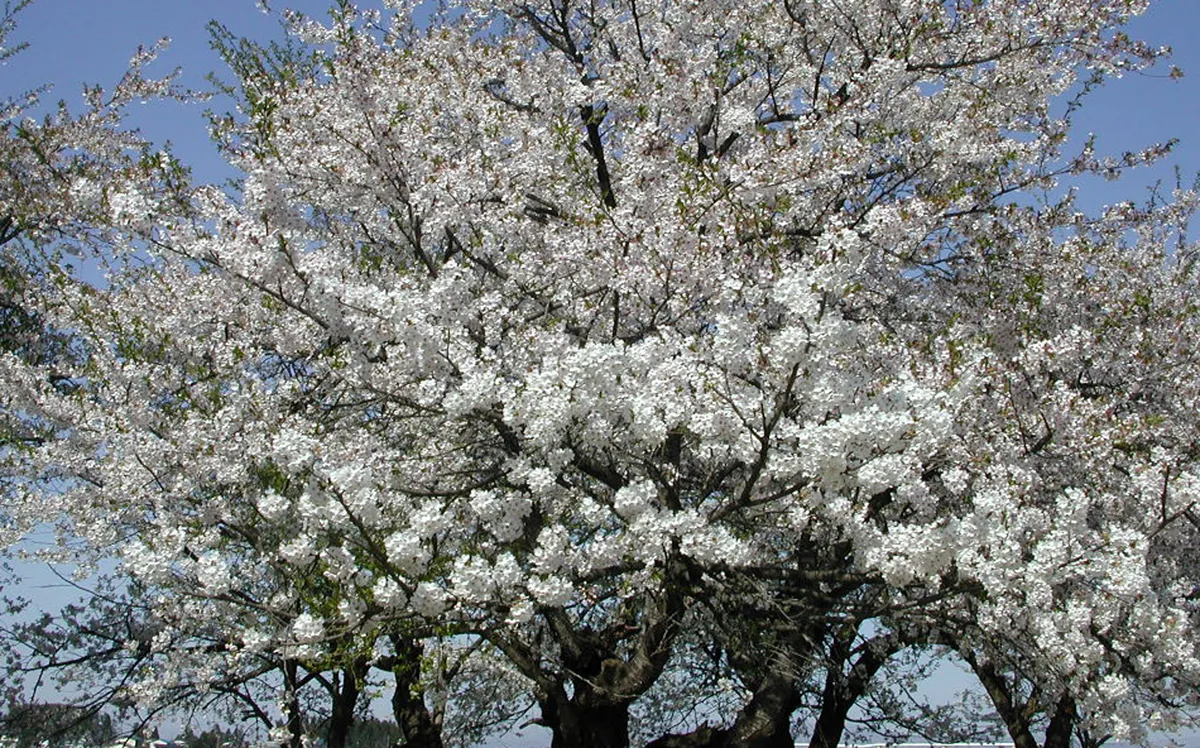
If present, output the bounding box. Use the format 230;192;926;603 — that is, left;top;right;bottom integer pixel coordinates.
387;634;445;748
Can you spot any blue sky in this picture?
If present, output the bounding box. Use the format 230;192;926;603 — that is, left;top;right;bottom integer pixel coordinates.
5;0;1199;197
7;0;332;184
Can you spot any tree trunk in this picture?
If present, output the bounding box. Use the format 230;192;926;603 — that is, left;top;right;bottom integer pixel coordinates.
543;692;631;748
808;687;851;748
327;666;361;748
807;633;896;748
389;635;445;748
532;568;687;748
725;670;801;748
283;659;303;748
552;702;631;748
1043;695;1077;748
644;670;800;748
644;725;725;748
967;657;1039;748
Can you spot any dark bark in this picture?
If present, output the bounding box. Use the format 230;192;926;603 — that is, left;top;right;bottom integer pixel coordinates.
531;651;639;748
725;670;803;748
966;655;1039;748
643;671;800;748
970;654;1081;748
522;555;690;747
542;691;631;748
808;674;853;748
0;215;19;246
283;659;303;748
1043;695;1077;748
644;725;724;748
326;665;362;748
581;104;617;208
807;633;898;748
388;634;445;748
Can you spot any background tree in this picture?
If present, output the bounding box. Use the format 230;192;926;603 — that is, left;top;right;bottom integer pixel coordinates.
0;0;191;524
0;700;117;747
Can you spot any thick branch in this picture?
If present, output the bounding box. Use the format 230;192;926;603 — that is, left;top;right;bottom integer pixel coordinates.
581;105;617;209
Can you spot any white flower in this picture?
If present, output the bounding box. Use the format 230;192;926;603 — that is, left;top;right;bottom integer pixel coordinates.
385;531;430;573
279;535;317;565
292;613;325;644
257;490;290;521
527;575;573;607
410;582;448;617
614;480;657;520
373;577;408;608
321;545;356;583
273;427;318;471
196;551;232;594
241;629;272;653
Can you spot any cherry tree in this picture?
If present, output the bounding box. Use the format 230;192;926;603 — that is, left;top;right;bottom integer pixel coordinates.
5;0;1200;746
0;0;190;504
0;3;301;743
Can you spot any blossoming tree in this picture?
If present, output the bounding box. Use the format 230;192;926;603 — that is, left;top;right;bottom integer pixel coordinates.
5;0;1200;746
0;0;188;486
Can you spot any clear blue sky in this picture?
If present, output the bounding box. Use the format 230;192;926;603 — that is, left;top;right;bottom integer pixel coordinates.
5;0;1199;195
6;0;335;184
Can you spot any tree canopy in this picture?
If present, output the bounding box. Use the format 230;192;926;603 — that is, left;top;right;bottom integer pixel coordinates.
2;0;1199;746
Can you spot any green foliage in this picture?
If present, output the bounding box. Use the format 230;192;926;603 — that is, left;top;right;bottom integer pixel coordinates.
178;716;401;748
206;20;327;164
177;724;255;748
343;716;403;747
